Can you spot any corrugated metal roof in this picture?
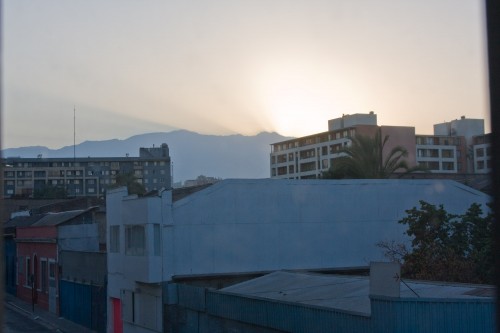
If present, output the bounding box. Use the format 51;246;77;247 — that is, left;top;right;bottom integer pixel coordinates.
4;214;46;228
221;271;495;315
31;209;86;226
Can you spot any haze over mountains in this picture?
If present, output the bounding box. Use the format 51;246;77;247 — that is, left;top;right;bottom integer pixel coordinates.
2;130;292;183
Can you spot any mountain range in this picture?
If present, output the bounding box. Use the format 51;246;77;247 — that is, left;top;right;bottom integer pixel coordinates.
1;130;293;183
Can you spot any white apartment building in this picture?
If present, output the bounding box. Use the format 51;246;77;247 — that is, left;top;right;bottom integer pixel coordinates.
271;113;490;179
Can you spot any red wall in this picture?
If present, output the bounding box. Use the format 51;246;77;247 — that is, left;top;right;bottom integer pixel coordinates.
17;226;59;314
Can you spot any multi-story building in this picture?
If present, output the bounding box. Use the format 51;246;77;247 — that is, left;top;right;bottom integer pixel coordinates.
270;112;416;179
270;113;490;179
2;143;171;198
472;133;492;174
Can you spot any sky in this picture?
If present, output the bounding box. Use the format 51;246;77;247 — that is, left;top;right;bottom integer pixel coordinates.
2;0;490;149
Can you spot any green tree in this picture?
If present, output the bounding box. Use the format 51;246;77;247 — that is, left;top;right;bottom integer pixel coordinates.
109;171;147;196
33;184;68;199
391;201;493;284
322;129;417;179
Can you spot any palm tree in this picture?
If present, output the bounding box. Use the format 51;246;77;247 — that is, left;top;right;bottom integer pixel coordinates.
322;129;418;179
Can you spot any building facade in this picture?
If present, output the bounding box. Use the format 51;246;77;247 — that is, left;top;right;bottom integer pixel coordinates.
106;178;490;333
2;143;171;198
270;113;491;179
15;207;101;314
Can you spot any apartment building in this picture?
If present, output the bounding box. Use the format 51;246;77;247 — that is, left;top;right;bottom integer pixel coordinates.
2;143;171;198
270;113;490;179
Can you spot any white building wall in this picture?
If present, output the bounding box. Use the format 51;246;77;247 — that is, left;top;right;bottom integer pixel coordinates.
107;179;491;332
434;118;484;146
58;224;99;252
106;187;164;333
167;179;490;276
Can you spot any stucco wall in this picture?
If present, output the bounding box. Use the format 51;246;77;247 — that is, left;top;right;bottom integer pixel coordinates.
167;179;490;277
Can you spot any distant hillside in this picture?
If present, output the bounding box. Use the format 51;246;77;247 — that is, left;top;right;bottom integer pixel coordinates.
2;130;293;182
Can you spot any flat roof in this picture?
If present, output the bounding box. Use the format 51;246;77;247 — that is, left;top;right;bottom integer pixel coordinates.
221;271;495;315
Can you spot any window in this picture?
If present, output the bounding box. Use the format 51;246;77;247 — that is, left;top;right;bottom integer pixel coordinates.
49;260;56;281
25;257;31;287
125;225;145;256
442;162;455;170
299;149;315;159
322;159;329;169
277;154;287;163
441;149;454;158
110;226;120;253
476;147;484;157
300;162;316;172
477;161;485;170
154;224;161;256
17;256;24;285
277;166;287;175
40;259;47;293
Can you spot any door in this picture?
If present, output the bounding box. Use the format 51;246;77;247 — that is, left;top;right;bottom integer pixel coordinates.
112;297;123;333
48;260;57;313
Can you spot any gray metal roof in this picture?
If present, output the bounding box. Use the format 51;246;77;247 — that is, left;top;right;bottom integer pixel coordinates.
4;214;46;228
221;271;495;315
31;209;86;226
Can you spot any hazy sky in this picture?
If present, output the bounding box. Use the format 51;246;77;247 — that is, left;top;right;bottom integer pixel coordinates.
3;1;490;149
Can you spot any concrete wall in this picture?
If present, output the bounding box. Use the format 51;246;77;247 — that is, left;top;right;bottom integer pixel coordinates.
58;224;99;252
167;179;490;277
59;251;107;285
434;118;484;146
381;126;417;167
106;187;166;333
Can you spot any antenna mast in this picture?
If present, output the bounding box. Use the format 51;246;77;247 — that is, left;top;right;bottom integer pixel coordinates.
74;105;76;160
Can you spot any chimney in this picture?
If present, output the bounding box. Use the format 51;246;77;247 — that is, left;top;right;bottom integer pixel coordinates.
369;262;401;297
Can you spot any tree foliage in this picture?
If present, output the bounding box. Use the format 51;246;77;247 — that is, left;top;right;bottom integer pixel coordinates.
383;201;494;284
322;129;419;179
109;171;147;196
33;184;68;199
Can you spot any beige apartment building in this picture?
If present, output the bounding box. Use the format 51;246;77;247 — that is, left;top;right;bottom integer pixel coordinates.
270;113;490;179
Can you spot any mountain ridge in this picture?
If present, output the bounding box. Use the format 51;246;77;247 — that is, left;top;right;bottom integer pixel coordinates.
2;130;293;182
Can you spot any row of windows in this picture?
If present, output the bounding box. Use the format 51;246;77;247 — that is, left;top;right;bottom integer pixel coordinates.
475;147;491;157
109;225;161;256
272;130;356;152
19;256;56;293
4;159;168;171
271;143;348;165
417;148;455;158
417;161;456;171
416;136;461;146
476;160;492;170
